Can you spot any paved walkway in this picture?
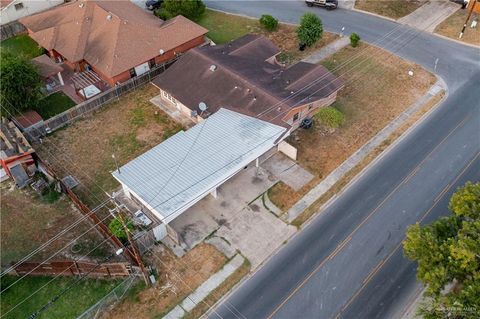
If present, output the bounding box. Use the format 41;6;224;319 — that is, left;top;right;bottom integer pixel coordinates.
302;37;350;64
287;78;446;222
398;1;459;33
163;254;245;319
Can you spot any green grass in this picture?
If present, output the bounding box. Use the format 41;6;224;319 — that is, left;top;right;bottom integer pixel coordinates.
35;92;76;119
197;9;258;44
314;106;345;128
0;275;121;319
0;35;44;59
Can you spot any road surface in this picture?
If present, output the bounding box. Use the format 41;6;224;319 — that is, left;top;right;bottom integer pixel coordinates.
205;1;480;318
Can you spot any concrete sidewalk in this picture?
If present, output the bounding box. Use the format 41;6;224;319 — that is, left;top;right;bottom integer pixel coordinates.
398;1;459;33
287;78;446;222
302;37;350;64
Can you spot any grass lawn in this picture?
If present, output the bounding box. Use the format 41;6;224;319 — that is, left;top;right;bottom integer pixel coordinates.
102;244;228;319
35;84;183;207
355;0;427;19
0;275;121;319
0;34;44;59
198;9;338;64
0;181;111;267
35;92;76;119
435;11;479;46
269;42;436;214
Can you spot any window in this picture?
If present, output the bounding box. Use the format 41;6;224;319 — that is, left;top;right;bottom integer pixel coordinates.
149;58;156;68
292;112;299;122
14;2;24;10
129;68;136;77
162;90;176;105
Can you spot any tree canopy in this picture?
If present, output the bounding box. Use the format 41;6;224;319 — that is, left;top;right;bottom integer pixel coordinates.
403;182;480;318
161;0;205;21
0;51;42;116
297;13;323;47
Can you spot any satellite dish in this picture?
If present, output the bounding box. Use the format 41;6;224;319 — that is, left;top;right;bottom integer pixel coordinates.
159;49;165;55
199;102;207;112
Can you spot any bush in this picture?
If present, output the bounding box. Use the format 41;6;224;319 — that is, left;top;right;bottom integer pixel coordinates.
108;217;134;242
350;32;360;47
259;14;278;31
161;0;205;21
297;13;323;47
154;8;173;20
314;106;345;128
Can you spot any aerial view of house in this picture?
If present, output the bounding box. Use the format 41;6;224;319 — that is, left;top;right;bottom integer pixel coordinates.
153;34;343;130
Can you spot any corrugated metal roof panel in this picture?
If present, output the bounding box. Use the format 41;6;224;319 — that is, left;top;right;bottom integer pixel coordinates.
113;108;286;224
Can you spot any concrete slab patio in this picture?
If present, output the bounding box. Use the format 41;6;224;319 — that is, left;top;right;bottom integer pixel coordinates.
262;152;314;191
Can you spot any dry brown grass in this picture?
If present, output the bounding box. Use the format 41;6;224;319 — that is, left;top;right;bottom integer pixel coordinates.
0;181;111;266
435;11;480;46
35;84;183;206
355;0;427;19
292;90;445;226
268;42;436;214
183;259;251;319
267;182;303;213
102;244;226;319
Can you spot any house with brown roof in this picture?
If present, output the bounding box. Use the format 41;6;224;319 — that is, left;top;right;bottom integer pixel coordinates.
20;0;208;87
152;34;343;131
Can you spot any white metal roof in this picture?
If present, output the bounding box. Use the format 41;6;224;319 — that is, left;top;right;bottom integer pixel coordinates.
112;108;286;224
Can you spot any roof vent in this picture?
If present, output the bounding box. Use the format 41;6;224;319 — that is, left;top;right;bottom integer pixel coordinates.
209;65;217;72
79;3;84;8
107;14;112;21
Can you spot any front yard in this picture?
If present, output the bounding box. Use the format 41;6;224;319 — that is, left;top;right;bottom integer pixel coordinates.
35;84;183;206
0;275;121;319
435;10;480;46
269;42;437;215
355;0;427;19
198;9;338;64
0;34;44;59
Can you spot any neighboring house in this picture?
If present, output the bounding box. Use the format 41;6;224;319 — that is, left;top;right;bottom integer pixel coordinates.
153;34;343;131
0;0;64;25
0;118;36;188
112;108;287;243
20;0;208;87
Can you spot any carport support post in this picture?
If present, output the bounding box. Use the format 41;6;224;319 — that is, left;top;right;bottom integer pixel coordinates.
57;72;65;86
210;188;218;199
255;158;259;167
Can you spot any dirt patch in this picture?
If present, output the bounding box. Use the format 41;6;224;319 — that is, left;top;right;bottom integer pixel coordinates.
435;10;479;46
268;42;436;213
35;84;183;207
101;244;226;319
0;181;112;267
355;0;427;19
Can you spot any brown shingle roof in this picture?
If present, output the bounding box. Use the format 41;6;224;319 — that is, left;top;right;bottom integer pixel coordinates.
31;54;63;78
20;0;208;78
153;34;343;127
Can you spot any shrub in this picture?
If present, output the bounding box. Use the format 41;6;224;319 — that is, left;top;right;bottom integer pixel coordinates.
259;14;278;31
314;106;345;128
108;217;134;242
154;8;173;20
350;32;360;47
161;0;205;21
297;13;323;47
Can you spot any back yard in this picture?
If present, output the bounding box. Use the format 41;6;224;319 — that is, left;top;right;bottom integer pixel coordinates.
269;42;437;217
0;34;44;59
35;84;183;207
198;9;338;64
435;10;480;46
355;0;427;19
35;92;77;119
0;181;112;267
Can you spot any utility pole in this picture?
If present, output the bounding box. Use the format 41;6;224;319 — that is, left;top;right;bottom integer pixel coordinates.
459;0;477;38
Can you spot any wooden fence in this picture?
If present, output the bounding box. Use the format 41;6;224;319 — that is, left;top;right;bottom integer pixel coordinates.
13;261;138;278
24;58;178;142
0;21;26;40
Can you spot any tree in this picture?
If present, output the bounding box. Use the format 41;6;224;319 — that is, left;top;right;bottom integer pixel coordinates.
350;32;360;47
161;0;205;21
259;14;278;31
403;182;480;318
108;217;134;242
0;51;42;116
297;13;323;47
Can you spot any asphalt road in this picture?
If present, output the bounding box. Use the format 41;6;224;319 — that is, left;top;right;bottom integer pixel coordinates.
205;1;480;319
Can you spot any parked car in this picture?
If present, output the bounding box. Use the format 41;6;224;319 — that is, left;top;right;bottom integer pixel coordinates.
146;0;162;10
305;0;338;10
